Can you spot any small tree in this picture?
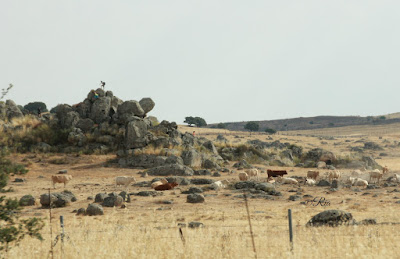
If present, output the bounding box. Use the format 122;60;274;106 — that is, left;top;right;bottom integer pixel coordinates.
184;116;207;127
0;148;44;253
194;117;207;127
265;128;277;134
184;116;196;126
23;102;48;114
216;123;226;129
244;122;259;132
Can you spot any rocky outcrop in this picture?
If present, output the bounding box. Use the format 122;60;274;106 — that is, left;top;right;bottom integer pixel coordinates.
146;164;194;176
139;98;155;114
125;119;149;148
5;100;23;121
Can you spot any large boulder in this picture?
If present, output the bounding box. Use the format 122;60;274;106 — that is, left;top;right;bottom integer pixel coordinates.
139;98;155;114
68;128;87;147
102;195;124;207
190;179;214;185
306;210;355;227
305;148;336;164
86;204;104;216
181;148;202;167
40;191;77;208
40;193;58;207
187;194;205;203
255;183;275;193
73;99;91;118
90;97;111;124
5;100;23;121
125;119;149;148
95;193;108;203
120;154;168;168
19;195;36;206
76;118;94;133
146;164;194;176
117;100;145;123
56;104;80;128
202;141;218;155
235;181;256;189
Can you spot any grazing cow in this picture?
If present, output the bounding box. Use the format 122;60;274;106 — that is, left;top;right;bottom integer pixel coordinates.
154;182;179;191
393;174;400;183
210;180;230;190
348;177;368;188
245;168;259;181
115;176;137;187
328;171;341;182
51;175;72;188
305;178;316;186
347;177;357;185
267;170;288;178
369;170;383;183
151;179;168;189
307;170;319;180
238;172;249;181
354;178;368;188
276;176;298;185
383;166;389;174
266;177;275;183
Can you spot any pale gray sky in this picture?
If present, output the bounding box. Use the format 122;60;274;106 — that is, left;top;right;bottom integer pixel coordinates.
1;1;399;124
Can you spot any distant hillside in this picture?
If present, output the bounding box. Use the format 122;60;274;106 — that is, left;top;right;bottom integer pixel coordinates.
208;114;400;132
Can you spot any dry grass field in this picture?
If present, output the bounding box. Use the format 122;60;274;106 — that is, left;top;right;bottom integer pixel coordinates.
4;124;400;258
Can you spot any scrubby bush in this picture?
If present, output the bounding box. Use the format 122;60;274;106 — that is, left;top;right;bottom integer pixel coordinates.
0;148;44;252
264;128;277;134
244;122;259;132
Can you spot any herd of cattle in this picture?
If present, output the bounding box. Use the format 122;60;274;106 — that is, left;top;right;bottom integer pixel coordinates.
236;166;398;189
50;165;398;191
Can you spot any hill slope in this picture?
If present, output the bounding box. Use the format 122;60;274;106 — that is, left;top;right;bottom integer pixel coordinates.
209;115;400;132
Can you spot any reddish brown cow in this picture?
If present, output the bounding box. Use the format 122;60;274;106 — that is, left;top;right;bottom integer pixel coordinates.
154;182;179;191
267;169;288;178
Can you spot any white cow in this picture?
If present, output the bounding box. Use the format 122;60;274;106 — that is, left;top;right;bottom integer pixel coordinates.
276;176;298;185
305;178;316;186
348;177;368;188
210;180;230;190
354;178;368;188
245;168;259;181
115;176;136;187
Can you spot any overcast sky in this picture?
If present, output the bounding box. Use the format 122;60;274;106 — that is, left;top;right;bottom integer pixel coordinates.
1;1;399;124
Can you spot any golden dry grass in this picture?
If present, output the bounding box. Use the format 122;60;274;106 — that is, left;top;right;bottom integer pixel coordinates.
4;124;400;258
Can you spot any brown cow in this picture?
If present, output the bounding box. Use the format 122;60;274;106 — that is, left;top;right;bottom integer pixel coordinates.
307;170;319;180
383;166;389;174
154;182;179;191
267;169;288;178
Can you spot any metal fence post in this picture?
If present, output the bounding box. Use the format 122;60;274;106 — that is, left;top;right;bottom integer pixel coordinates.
288;209;294;252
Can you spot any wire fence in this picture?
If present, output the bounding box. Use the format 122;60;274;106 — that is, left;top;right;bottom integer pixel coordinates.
34;188;400;259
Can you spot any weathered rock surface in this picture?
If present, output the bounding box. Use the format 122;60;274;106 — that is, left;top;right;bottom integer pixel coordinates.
306;210;354;227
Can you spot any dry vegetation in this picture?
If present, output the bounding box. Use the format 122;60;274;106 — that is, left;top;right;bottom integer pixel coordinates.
4;124;400;258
